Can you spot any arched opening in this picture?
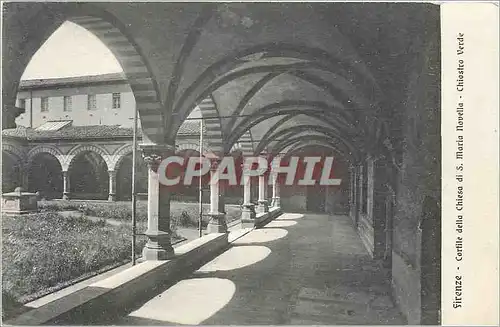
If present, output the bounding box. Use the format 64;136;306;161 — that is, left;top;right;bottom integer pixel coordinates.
115;153;148;201
69;151;108;200
27;153;63;199
2;152;23;193
4;5;164;143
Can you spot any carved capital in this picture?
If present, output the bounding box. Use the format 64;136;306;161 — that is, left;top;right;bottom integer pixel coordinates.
140;143;175;171
209;158;222;171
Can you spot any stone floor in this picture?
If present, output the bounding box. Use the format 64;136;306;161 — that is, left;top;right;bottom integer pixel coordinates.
114;212;405;325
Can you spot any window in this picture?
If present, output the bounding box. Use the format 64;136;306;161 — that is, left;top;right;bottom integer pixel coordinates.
18;98;26;109
63;96;72;112
87;94;97;110
41;97;49;112
112;93;121;109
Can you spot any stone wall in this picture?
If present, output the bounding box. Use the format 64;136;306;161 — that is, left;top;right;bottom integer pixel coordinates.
391;14;441;324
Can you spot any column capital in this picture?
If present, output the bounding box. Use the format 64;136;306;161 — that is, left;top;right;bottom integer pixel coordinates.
208;157;223;171
140;143;175;171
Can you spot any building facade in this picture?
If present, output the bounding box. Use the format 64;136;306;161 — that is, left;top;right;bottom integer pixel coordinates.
15;73;136;128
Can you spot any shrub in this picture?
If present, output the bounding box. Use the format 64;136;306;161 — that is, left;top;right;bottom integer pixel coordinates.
2;212;147;303
37;200;242;229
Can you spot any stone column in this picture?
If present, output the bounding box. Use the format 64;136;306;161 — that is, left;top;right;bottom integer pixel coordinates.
241;171;256;226
257;173;269;213
218;181;226;214
271;176;281;208
141;144;175;260
108;170;117;202
62;171;70;200
20;166;29;191
207;159;227;233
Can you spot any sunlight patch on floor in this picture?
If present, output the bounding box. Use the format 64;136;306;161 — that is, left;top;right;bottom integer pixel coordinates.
197;245;271;272
276;213;304;220
233;228;288;245
265;220;298;228
128;278;235;325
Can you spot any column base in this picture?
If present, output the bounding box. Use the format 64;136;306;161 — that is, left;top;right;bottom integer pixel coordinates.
274;198;281;208
62;193;70;200
207;212;227;233
108;193;116;202
241;203;256;227
257;200;269;213
142;230;175;260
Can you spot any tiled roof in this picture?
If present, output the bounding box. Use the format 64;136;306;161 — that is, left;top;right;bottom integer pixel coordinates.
177;120;205;135
2;120;204;141
2;125;135;140
19;73;127;90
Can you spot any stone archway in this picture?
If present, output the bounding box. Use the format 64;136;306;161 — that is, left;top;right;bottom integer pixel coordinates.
68;151;109;200
2;3;166;144
114;153;149;201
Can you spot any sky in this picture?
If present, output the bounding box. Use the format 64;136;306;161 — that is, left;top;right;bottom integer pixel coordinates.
21;21;123;80
20;20;203;118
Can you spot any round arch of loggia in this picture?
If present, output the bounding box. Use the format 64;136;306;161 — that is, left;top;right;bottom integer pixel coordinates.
3;3;166;143
3;143;27;166
66;144;111;173
170;40;382;129
26;145;65;170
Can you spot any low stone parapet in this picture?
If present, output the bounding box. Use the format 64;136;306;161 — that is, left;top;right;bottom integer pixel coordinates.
254;206;282;228
5;233;229;325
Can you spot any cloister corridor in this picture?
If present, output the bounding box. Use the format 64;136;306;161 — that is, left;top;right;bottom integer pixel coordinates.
114;212;405;325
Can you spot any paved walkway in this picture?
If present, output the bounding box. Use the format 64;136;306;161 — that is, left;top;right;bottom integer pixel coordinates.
116;212;405;325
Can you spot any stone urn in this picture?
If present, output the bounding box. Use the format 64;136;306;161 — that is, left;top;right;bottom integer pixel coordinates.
2;187;39;214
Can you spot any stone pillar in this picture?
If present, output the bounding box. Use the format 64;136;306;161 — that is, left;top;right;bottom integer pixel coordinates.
218;181;226;214
207;159;227;233
21;166;29;191
257;173;269;213
141;144;175;260
271;176;281;208
108;170;117;202
241;172;256;226
62;171;70;200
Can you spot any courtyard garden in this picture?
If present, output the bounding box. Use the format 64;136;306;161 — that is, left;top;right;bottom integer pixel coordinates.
2;200;243;319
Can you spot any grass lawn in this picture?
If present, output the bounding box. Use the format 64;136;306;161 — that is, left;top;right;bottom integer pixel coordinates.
38;199;243;228
2;200;243;315
2;200;244;319
1;212;150;312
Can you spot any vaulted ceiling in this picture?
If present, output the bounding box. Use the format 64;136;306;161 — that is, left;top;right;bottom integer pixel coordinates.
3;2;439;163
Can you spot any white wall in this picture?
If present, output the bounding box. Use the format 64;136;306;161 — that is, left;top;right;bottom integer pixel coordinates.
15;83;136;128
